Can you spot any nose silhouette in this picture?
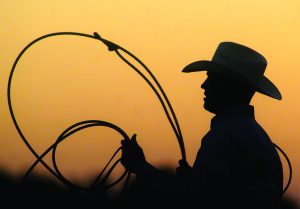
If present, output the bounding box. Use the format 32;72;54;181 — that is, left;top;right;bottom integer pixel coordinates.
201;77;208;90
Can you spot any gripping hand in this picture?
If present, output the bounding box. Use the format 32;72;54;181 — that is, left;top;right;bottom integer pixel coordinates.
121;134;146;173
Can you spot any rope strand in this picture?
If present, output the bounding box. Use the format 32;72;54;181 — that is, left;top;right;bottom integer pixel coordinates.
7;31;186;193
7;31;291;196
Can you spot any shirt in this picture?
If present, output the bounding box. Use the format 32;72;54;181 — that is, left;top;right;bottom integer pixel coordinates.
134;105;283;209
187;105;283;209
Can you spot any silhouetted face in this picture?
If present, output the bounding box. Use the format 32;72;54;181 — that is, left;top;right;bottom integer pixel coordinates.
201;72;253;114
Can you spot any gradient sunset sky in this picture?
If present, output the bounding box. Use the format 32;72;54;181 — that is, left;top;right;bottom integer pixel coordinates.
1;0;299;204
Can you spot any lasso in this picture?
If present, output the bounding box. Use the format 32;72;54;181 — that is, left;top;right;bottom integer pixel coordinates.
7;32;186;193
7;32;291;195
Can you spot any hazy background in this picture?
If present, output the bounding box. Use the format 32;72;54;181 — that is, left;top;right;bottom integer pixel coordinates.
1;0;299;205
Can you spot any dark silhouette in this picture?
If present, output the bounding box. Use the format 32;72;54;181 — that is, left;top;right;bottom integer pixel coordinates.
0;168;298;209
120;42;285;209
0;169;122;209
6;32;296;208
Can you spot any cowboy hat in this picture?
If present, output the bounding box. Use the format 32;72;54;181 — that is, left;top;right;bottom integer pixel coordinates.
182;42;282;100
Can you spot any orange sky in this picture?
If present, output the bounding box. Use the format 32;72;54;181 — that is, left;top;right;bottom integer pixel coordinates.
1;0;299;204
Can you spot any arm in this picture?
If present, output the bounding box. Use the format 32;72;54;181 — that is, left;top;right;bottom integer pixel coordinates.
121;135;175;191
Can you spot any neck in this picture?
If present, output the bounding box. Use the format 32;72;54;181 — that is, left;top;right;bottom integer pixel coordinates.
214;102;250;115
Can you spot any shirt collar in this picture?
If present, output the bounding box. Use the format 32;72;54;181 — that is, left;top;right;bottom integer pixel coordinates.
211;105;255;129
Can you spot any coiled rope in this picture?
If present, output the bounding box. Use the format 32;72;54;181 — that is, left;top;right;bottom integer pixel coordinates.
7;31;291;195
7;32;186;193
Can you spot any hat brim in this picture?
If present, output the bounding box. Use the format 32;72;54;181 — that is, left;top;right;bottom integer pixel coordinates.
182;60;282;100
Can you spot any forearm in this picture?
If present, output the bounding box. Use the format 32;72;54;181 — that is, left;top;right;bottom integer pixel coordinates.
135;162;175;192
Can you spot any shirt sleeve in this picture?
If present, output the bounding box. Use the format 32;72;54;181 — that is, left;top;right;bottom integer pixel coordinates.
136;162;175;190
133;130;239;207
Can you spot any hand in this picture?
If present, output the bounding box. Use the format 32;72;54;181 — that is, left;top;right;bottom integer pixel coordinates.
176;159;192;179
121;134;146;173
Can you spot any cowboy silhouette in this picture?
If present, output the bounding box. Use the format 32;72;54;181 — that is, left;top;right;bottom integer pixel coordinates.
120;42;283;209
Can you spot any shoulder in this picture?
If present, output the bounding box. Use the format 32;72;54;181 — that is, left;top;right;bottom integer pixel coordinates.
216;114;265;137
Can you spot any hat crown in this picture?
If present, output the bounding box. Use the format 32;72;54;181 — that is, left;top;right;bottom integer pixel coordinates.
212;42;267;81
